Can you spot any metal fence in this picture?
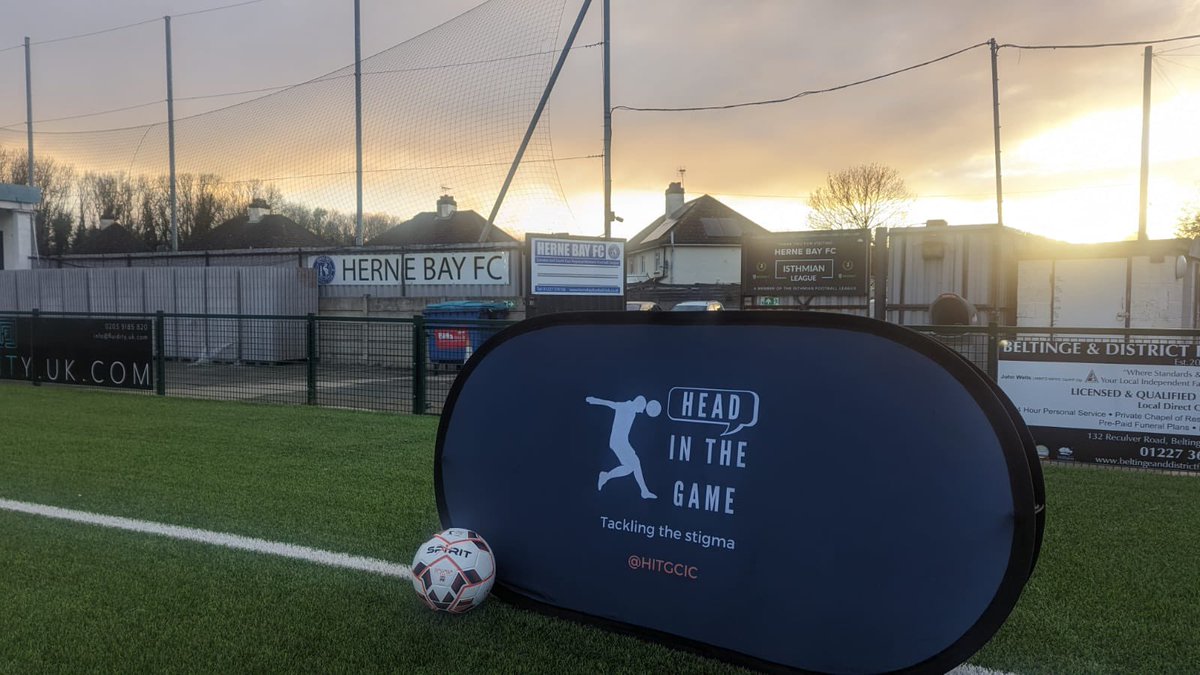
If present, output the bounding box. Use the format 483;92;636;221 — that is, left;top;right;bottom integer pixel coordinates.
0;310;511;416
5;311;1200;476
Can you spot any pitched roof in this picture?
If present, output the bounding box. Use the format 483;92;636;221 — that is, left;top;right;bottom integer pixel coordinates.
182;214;328;251
626;194;769;251
368;209;516;246
73;223;151;255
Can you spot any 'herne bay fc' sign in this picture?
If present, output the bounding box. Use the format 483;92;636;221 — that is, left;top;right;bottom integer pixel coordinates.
742;230;870;296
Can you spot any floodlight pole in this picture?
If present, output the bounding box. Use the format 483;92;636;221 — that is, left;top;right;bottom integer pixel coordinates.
354;0;364;247
602;0;612;239
989;38;1003;229
988;38;1004;325
1138;45;1152;242
482;0;594;241
24;37;34;187
165;16;179;252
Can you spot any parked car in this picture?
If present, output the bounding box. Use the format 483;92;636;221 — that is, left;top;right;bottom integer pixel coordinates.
670;300;724;312
626;301;662;311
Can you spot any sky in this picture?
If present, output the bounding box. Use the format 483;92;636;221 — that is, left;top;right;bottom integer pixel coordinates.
2;0;1200;243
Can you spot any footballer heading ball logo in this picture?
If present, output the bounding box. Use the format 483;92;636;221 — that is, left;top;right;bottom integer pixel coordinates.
313;255;337;285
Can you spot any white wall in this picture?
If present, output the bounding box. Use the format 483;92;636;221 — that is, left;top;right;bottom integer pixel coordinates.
668;246;742;285
0;208;35;271
626;245;743;285
1017;255;1189;329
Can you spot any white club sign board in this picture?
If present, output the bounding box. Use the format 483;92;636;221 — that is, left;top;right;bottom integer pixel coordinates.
997;339;1200;471
307;252;510;286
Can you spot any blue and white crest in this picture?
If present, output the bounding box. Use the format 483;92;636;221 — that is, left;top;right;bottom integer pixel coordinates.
607;244;621;260
313;255;337;285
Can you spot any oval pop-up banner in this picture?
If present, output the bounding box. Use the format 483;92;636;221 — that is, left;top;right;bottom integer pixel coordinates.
435;312;1043;674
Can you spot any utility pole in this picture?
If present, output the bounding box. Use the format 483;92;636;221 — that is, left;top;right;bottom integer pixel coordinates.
602;0;612;239
482;0;594;241
1138;45;1152;242
165;16;179;252
354;0;364;246
989;38;1003;229
24;37;34;187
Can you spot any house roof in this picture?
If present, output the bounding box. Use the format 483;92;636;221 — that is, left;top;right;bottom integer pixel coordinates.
368;209;516;246
182;214;328;251
626;194;769;252
0;183;41;205
72;223;151;255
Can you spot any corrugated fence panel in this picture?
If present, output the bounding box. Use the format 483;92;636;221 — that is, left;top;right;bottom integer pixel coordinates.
206;268;241;362
174;268;209;361
34;270;65;312
115;269;145;314
61;271;91;312
145;269;177;313
88;269;118;314
0;273;17;310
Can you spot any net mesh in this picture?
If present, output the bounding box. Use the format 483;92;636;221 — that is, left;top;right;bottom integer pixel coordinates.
0;0;582;250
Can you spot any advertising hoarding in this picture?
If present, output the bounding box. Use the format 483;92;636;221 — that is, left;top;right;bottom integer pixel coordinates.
308;252;510;286
998;338;1200;471
529;237;624;296
0;317;153;390
741;230;870;296
436;312;1041;673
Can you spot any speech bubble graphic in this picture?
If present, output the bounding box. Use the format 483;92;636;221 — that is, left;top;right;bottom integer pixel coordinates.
667;387;759;436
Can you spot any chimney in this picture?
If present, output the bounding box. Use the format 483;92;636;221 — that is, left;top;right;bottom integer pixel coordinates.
665;182;685;217
437;194;457;219
925;219;948;228
99;209;115;230
248;198;271;224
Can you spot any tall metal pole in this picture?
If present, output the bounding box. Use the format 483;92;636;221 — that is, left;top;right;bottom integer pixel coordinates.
354;0;364;246
165;16;179;252
1138;45;1152;242
482;0;594;241
602;0;612;239
989;38;1003;228
24;37;34;187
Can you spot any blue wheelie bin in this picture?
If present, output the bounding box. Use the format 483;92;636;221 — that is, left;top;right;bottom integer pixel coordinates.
424;301;511;364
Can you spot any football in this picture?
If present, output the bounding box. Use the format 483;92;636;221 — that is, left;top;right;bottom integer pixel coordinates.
411;528;496;613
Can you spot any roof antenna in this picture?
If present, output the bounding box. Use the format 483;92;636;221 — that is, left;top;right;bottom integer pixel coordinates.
440;185;452;194
676;166;686;189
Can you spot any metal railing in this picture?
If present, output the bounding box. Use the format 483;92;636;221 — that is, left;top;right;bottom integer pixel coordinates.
5;311;1199;475
0;310;513;416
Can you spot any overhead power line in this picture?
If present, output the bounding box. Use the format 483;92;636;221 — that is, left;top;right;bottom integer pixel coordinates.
999;33;1200;50
614;42;991;113
616;31;1200;114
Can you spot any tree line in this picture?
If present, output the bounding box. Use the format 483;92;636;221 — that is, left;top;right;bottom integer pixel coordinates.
0;149;393;254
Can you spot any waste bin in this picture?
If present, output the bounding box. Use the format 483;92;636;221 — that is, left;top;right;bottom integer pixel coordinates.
424;301;511;364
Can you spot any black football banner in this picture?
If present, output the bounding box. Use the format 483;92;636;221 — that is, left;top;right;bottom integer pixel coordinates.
0;317;153;390
436;312;1043;674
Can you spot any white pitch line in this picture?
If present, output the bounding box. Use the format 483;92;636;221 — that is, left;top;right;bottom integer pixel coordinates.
0;499;1021;675
0;498;411;579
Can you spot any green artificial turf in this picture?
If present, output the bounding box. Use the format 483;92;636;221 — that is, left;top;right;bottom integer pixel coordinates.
2;383;1198;674
972;466;1200;674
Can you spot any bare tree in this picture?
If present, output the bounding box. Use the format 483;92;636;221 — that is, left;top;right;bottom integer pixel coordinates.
806;163;913;231
0;149;77;254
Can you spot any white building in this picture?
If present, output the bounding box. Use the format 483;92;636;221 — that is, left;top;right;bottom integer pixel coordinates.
0;183;40;271
625;182;769;286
